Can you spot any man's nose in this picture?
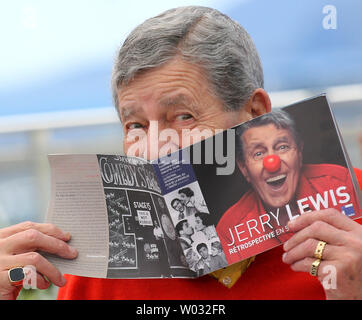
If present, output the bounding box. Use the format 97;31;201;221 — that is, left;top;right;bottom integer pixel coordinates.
263;154;281;172
146;120;181;160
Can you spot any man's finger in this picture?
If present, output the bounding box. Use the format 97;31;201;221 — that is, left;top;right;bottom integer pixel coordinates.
289;256;335;279
282;238;340;265
0;221;71;242
283;220;346;251
0;270;51;298
33;273;51;290
0;271;18;300
0;229;77;259
1;252;67;287
288;209;358;233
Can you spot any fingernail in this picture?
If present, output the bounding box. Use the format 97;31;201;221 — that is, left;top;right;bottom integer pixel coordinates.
288;219;296;229
283;241;288;250
282;252;287;263
64;232;71;240
61;275;67;286
69;246;78;256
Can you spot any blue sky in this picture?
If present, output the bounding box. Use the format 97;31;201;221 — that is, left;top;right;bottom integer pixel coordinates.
0;0;361;116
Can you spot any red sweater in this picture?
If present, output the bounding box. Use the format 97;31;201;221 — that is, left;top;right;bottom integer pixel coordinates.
57;168;362;300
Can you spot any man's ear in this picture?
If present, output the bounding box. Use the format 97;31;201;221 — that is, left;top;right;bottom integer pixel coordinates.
237;160;250;183
243;88;271;119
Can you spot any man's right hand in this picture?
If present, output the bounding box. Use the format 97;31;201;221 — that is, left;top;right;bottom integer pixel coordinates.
0;221;78;300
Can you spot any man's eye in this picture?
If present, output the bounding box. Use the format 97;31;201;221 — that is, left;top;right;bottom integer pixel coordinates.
278;144;290;152
127;123;144;130
252;150;265;161
175;114;193;121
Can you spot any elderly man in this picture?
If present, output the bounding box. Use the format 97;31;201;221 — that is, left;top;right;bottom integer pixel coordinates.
216;110;360;265
0;6;361;300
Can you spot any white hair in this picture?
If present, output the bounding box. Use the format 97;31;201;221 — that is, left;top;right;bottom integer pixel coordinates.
111;6;264;112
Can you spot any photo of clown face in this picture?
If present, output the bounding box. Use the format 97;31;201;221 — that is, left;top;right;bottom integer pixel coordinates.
238;123;303;209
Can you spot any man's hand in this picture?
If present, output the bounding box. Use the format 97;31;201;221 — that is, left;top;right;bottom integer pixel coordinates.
282;209;362;300
0;221;78;300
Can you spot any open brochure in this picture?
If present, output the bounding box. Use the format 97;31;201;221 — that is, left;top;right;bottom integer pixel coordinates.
45;95;362;279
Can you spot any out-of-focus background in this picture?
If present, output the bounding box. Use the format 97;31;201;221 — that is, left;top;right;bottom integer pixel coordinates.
0;0;361;299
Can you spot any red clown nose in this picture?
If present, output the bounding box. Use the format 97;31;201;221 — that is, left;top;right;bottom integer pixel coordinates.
263;155;281;172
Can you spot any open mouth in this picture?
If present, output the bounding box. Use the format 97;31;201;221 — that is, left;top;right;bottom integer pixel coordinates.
266;174;287;188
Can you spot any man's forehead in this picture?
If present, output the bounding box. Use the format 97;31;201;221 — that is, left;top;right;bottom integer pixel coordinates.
118;92;198;119
242;124;294;145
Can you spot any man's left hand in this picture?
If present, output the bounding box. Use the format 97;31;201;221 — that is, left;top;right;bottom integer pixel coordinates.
282;208;362;300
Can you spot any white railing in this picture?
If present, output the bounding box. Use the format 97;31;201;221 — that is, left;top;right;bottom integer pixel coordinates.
1;83;362;134
0;107;120;134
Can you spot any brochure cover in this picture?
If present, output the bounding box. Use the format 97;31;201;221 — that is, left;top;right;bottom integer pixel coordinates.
44;95;362;279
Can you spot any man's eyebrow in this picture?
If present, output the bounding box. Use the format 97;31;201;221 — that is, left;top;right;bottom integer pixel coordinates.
159;94;199;112
273;136;291;146
245;135;292;151
245;141;266;151
119;105;142;121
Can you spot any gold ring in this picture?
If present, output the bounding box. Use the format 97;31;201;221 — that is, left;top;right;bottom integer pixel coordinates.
310;259;321;277
314;240;327;260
